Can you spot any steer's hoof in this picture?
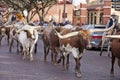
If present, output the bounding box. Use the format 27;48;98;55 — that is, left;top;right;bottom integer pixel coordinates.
30;57;33;61
53;62;58;66
110;72;114;77
76;73;82;78
23;56;26;60
118;59;120;67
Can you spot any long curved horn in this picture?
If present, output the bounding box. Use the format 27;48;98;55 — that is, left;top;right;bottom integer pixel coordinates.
56;31;79;39
86;25;91;29
90;23;115;33
106;35;120;38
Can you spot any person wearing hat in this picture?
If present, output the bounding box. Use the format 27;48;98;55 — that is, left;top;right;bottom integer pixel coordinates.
106;13;118;29
98;13;118;48
106;13;119;35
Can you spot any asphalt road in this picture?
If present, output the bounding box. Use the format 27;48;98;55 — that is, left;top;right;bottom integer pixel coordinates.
0;38;120;80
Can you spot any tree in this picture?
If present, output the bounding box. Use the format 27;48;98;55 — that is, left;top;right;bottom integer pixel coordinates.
1;0;56;23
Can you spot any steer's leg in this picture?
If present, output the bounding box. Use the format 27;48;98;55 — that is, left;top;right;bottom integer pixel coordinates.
44;46;50;62
51;50;54;63
29;44;35;61
9;38;14;52
74;57;81;78
34;43;37;54
53;49;58;65
66;54;69;70
0;35;3;46
23;50;27;60
7;34;10;45
16;39;20;53
110;52;115;77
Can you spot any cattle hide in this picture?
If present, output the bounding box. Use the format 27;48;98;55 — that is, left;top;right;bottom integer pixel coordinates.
110;31;120;76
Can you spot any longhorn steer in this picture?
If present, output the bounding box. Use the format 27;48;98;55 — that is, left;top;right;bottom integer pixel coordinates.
42;25;82;64
17;27;39;61
55;24;115;77
106;31;120;76
0;25;12;46
56;29;91;77
9;24;40;53
42;26;65;63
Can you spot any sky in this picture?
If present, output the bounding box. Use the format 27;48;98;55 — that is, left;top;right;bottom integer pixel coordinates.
72;0;86;6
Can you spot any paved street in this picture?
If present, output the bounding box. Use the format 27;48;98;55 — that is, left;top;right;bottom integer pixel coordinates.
0;38;120;80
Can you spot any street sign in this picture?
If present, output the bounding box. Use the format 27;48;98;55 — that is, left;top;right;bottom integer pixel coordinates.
111;0;120;2
112;4;120;8
112;1;120;10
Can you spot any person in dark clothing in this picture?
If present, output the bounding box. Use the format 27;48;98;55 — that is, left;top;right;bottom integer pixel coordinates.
106;13;118;33
11;13;16;21
99;13;118;47
99;13;118;56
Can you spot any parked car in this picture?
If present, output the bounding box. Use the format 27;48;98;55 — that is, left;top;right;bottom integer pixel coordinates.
82;24;108;49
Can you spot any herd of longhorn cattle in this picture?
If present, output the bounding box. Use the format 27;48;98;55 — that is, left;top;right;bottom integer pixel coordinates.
0;14;120;78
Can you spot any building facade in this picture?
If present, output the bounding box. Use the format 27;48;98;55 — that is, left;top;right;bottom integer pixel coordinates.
87;0;120;25
72;3;87;26
1;0;120;26
73;0;120;26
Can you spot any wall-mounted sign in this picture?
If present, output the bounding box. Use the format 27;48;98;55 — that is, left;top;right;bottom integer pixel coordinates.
112;1;120;11
74;10;80;16
111;0;120;2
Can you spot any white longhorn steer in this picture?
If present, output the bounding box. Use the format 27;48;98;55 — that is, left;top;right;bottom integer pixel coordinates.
17;25;39;61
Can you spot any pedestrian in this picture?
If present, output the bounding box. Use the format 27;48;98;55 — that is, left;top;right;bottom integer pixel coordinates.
11;12;16;22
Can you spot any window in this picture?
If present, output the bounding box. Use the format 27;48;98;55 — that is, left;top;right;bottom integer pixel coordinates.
74;10;80;16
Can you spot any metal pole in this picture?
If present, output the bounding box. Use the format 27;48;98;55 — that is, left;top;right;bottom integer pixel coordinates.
63;0;66;15
63;0;66;23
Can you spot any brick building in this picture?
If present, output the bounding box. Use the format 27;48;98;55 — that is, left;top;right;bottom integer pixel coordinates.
44;0;74;24
1;0;120;26
86;0;120;25
31;0;120;26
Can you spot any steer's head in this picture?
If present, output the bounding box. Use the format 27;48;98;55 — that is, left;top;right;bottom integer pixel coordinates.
0;26;6;37
79;30;92;49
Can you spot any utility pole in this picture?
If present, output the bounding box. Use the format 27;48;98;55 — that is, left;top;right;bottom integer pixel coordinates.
62;0;67;24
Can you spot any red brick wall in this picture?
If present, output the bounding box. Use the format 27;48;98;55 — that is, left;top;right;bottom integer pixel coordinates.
80;3;87;26
73;3;87;26
103;0;111;25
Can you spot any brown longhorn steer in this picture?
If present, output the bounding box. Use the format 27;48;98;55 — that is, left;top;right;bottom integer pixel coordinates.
56;24;115;77
57;29;91;77
106;31;120;76
42;25;82;64
42;26;64;63
0;26;11;46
